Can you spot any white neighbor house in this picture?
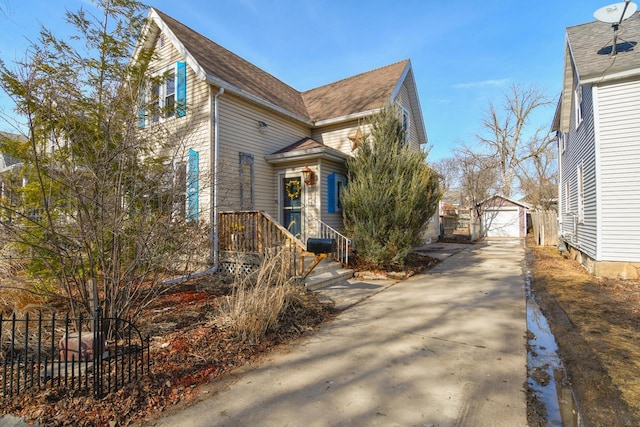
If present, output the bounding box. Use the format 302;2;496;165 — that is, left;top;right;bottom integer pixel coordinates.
553;12;640;278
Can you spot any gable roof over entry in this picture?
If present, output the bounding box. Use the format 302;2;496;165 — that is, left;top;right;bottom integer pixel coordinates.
265;137;349;164
138;8;428;145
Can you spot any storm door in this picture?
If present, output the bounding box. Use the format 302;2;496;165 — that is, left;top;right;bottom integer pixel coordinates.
282;176;302;238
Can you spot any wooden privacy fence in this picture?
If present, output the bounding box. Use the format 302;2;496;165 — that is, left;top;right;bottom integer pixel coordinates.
530;210;558;246
1;309;150;400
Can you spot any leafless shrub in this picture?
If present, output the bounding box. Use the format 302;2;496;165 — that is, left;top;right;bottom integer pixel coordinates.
215;248;303;344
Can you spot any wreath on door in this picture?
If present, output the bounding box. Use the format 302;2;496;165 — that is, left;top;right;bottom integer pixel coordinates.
285;179;301;199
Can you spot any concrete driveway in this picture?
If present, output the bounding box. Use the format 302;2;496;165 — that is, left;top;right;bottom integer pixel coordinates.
154;241;527;427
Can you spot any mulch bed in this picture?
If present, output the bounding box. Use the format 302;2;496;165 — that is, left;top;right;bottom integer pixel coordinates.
1;276;333;426
2;252;441;426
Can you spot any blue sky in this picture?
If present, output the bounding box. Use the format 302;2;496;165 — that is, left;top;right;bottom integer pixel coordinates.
0;0;621;161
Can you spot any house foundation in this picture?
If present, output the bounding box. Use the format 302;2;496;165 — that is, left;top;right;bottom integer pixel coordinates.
567;246;640;280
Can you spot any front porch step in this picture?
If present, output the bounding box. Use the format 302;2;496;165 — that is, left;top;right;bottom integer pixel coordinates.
302;257;338;274
304;260;354;290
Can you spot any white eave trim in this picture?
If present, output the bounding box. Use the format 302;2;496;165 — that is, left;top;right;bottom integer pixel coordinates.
389;62;411;102
388;60;429;145
0;163;23;174
313;109;381;127
265;147;349;164
146;8;313;127
581;68;640;85
204;74;313;126
146;9;208;82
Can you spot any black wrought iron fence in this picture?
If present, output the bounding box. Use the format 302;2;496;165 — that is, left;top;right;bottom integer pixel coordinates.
1;308;150;399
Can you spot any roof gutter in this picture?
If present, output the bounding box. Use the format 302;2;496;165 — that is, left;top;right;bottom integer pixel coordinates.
204;73;314;127
212;86;224;267
581;68;640;84
313;108;381;127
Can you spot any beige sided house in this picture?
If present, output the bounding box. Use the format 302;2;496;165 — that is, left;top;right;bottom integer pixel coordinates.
135;8;431;273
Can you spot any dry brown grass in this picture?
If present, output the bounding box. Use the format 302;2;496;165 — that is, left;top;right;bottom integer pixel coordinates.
215;249;306;345
530;244;640;426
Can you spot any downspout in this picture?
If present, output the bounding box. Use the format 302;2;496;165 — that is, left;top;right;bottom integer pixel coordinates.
212;87;224;266
160;86;225;287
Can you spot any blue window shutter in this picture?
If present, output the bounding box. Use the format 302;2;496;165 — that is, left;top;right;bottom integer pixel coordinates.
176;61;186;118
137;104;145;128
187;149;199;223
137;89;146;128
327;173;336;213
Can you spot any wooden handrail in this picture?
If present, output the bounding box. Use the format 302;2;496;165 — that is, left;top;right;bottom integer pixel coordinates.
219;210;306;276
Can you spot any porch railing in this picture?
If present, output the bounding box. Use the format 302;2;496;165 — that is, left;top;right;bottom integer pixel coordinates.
219;210;307;276
307;215;352;266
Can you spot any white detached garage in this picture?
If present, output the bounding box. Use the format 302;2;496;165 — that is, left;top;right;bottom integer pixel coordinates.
479;196;529;238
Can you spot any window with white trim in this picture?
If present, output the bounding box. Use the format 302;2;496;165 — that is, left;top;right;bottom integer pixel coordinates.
577;163;584;223
139;61;186;128
393;101;411;144
401;106;411;143
151;68;175;123
560;132;567;154
574;84;583;128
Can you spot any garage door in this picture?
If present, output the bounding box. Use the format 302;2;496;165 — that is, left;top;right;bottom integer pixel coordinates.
483;209;519;237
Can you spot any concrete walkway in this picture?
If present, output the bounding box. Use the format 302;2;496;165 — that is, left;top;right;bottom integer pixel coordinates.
154;241;527;427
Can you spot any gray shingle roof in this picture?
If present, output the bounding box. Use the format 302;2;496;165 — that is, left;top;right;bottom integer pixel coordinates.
152;9;408;125
567;12;640;81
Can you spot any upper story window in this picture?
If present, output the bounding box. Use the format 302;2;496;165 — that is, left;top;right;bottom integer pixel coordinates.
559;132;567;154
391;101;411;144
151;69;175;122
573;84;583;128
401;106;411;143
394;102;411;144
577;163;584;223
138;61;186;128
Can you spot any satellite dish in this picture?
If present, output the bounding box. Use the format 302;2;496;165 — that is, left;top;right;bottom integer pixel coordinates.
593;1;638;56
594;1;637;24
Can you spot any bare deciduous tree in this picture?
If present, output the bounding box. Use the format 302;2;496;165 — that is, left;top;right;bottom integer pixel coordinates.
430;157;460;195
456;151;499;217
518;137;558;209
0;0;209;321
471;84;554;198
431;152;497;213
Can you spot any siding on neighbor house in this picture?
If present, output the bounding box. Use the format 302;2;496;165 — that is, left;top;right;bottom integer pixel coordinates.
216;92;310;219
560;83;597;259
595;78;640;262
